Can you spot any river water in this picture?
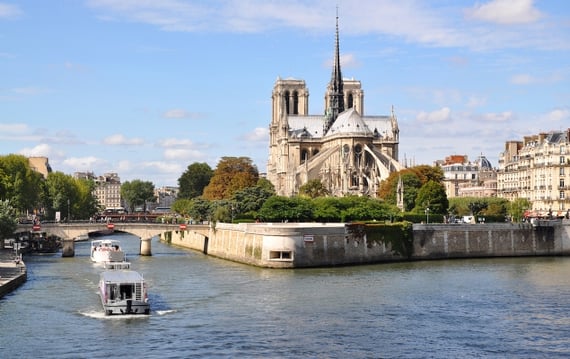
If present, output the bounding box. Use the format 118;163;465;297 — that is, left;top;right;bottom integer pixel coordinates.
1;233;569;358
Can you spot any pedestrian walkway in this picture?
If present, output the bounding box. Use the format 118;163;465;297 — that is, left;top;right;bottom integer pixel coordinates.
0;248;27;299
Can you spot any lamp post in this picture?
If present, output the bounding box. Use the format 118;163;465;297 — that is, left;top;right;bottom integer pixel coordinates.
425;207;430;224
67;199;70;223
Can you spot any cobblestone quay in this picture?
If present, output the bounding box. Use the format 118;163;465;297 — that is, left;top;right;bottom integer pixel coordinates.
0;249;27;298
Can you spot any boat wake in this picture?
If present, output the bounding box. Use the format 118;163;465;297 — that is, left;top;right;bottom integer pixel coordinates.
79;310;150;319
155;309;177;315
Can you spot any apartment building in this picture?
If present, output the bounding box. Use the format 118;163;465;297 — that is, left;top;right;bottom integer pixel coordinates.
497;129;570;216
435;154;497;198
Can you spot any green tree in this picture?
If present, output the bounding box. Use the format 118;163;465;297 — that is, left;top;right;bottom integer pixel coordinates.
45;172;77;221
203;157;259;200
258;196;314;222
0;154;44;214
189;197;212;223
508;198;531;222
468;199;488;218
0;200;17;240
414;180;449;215
171;198;194;217
231;180;275;218
177;162;213;199
121;180;156;213
341;197;395;222
299;179;330;198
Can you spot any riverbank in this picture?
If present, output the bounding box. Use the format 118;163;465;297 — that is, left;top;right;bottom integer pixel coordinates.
0;249;27;298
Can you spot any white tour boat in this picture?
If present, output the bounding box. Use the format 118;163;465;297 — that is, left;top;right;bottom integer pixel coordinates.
98;262;150;315
90;239;126;263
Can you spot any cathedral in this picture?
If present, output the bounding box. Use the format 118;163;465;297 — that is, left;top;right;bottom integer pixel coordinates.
267;17;402;197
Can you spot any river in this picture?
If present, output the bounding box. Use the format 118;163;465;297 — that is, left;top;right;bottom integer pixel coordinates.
0;233;569;358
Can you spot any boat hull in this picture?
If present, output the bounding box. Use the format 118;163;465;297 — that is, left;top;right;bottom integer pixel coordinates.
101;299;150;315
99;269;149;316
90;239;126;263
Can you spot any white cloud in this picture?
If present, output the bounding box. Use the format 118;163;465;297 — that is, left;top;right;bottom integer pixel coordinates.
0;123;29;134
102;134;144;145
163;148;204;160
511;73;535;85
466;96;487;108
12;86;49;95
416;107;451;123
481;111;514;122
62;156;104;170
542;108;569;122
241;127;269;142
85;0;567;51
466;0;542;25
162;109;203;119
0;3;21;18
19;144;65;159
157;138;194;147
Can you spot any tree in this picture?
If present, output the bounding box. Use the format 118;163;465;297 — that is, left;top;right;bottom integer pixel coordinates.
203;157;258;200
45;172;77;221
378;170;422;211
231;180;275;218
414;180;449;215
508;198;531;222
299;179;330;198
121;180;156;213
0;154;44;214
468;200;488;218
0;200;17;240
189;197;212;223
177;162;213;199
258;196;314;222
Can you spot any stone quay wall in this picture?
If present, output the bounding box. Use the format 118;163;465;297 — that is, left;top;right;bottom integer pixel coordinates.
413;221;570;260
163;220;570;268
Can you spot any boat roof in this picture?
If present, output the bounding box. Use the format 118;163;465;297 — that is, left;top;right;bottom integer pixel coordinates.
101;270;144;282
91;239;121;245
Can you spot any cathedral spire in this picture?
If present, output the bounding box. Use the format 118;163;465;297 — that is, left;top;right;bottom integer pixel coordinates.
324;9;344;133
331;9;344;117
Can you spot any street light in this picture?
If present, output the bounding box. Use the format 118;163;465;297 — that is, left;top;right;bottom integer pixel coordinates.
425;207;430;224
67;199;70;223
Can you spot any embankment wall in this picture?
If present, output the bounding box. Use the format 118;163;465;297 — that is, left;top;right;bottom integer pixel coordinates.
163;220;570;268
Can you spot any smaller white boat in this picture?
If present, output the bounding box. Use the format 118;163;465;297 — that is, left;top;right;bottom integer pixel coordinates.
74;234;89;242
90;239;125;263
99;265;150;315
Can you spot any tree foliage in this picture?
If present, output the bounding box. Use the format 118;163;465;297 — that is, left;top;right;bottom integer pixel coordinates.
203;157;258;200
0;200;17;240
44;172;100;221
413;180;449;215
299;179;330;199
121;180;156;213
508;198;531;222
0;154;44;214
258;196;314;222
177;162;213;199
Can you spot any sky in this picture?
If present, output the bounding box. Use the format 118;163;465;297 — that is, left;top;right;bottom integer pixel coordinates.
1;0;569;188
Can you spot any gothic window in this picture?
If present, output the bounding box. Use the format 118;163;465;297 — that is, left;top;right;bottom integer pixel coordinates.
293;91;299;115
300;149;309;164
347;92;354;109
284;91;290;114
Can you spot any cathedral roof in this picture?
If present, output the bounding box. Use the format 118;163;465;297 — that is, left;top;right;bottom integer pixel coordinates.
326;108;372;137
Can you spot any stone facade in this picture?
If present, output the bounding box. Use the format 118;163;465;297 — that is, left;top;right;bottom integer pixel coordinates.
436;154;497;198
267;18;401;198
498;129;570;216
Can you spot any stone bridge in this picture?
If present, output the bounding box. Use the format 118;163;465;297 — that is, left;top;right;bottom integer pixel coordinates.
16;222;210;241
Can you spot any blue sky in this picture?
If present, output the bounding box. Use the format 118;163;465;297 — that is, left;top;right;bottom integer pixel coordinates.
1;0;569;187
